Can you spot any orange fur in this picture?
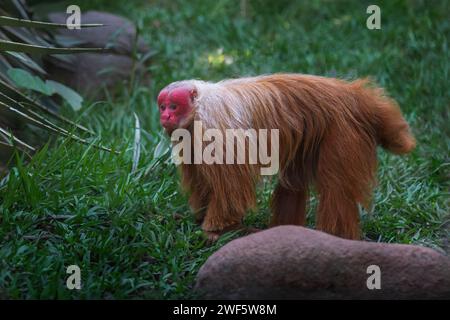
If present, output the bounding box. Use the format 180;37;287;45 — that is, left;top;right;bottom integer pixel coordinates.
173;74;415;239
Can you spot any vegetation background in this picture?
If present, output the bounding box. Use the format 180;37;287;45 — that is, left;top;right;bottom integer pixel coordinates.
0;0;448;299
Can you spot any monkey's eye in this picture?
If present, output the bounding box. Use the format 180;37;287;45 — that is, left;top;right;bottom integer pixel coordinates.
159;105;165;111
169;104;177;110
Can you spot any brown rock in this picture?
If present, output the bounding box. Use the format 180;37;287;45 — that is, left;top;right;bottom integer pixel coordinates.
195;226;450;299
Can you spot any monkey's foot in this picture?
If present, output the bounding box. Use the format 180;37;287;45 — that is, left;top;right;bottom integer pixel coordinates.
202;222;242;244
244;227;261;234
202;224;261;244
203;230;221;244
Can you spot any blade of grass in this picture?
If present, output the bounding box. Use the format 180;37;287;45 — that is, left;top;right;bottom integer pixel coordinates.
132;112;141;173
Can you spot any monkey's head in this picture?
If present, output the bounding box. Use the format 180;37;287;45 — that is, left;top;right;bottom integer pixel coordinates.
157;83;197;135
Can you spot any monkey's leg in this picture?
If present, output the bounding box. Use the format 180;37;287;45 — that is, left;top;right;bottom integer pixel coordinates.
314;141;373;240
270;184;308;226
315;187;361;240
189;191;209;224
198;164;257;242
314;123;377;240
201;194;245;235
181;165;210;224
201;187;257;242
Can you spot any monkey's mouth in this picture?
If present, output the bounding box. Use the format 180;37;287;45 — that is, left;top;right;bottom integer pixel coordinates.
161;123;176;135
162;118;192;135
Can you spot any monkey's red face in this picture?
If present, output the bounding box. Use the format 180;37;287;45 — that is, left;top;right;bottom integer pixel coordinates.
157;85;197;134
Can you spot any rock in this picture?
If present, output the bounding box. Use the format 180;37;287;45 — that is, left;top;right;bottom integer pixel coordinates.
47;11;149;55
44;11;151;98
44;53;136;98
195;226;450;299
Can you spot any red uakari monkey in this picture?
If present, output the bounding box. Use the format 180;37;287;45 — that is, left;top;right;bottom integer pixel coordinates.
157;74;416;241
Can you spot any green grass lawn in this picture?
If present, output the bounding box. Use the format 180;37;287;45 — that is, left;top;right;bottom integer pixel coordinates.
0;0;449;299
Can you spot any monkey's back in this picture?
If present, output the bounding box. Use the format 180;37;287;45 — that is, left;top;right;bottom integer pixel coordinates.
192;73;414;172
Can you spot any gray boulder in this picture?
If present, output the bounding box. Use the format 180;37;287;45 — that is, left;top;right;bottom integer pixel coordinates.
195;226;450;299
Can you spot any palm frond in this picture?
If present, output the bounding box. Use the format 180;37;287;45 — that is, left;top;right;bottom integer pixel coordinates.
0;39;104;54
0;15;102;29
0;0;111;170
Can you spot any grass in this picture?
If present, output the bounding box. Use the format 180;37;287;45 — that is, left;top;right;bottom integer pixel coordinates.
0;0;449;299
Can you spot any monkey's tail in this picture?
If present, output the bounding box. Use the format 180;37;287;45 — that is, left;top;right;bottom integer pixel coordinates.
355;79;416;155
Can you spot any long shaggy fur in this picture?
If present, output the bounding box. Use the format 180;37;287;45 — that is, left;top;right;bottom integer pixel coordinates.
175;73;415;239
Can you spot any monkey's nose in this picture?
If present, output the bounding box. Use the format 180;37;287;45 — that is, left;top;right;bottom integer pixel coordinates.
161;117;173;129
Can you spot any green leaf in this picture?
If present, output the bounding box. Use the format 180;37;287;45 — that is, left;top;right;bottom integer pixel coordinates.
7;68;52;95
46;80;83;111
153;138;169;159
6;69;84;111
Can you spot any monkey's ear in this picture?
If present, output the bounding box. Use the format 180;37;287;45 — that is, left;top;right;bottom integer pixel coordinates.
190;88;198;102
